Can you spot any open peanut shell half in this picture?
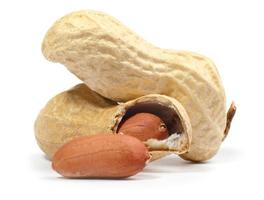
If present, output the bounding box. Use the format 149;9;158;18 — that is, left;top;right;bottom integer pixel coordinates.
35;84;191;161
112;94;192;161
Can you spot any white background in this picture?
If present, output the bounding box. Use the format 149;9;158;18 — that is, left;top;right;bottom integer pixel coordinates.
0;0;263;199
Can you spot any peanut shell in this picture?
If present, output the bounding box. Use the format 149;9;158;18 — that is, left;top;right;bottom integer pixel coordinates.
41;10;233;161
35;84;192;161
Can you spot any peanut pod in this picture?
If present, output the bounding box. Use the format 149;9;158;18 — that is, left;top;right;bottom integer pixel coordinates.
35;84;192;161
42;10;235;161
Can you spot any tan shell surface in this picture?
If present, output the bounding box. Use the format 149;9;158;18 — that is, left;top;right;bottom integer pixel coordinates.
42;10;227;161
35;84;118;159
35;84;191;160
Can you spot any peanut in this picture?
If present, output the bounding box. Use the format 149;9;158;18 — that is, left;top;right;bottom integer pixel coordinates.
118;113;169;141
41;10;236;161
52;134;150;178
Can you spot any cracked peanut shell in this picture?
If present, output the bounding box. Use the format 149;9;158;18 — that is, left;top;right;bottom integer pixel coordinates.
35;84;192;161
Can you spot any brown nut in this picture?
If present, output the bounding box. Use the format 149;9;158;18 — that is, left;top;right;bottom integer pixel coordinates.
52;134;150;178
118;112;169;141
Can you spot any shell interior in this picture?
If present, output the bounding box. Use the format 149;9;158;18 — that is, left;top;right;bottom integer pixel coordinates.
115;102;188;153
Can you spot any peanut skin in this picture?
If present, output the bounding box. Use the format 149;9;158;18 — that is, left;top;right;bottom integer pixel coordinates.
52;134;150;178
118;113;169;141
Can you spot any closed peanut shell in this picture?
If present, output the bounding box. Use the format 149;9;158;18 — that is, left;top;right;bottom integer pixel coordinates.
42;10;235;161
52;134;150;178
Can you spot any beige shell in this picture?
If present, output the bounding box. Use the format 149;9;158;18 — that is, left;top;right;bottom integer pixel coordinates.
42;10;234;161
35;84;192;161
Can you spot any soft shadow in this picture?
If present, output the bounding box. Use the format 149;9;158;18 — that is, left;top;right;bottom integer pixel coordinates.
29;153;51;172
212;146;243;163
145;155;212;173
44;155;51;161
145;147;242;173
40;173;158;181
128;173;159;180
